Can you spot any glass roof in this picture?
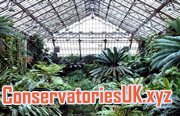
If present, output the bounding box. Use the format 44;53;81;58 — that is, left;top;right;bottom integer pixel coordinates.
0;0;179;38
0;0;179;56
45;16;138;56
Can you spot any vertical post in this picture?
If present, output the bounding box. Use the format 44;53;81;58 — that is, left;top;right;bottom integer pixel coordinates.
104;39;107;50
24;36;27;69
78;39;82;60
52;39;55;46
129;34;134;49
16;38;19;67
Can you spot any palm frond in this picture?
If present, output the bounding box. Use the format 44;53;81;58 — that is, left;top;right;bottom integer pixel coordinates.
151;36;180;72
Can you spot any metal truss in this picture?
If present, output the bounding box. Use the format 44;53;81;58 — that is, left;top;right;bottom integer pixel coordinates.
132;0;172;36
48;0;67;28
47;31;135;56
105;0;112;20
73;0;80;21
54;32;130;41
0;0;179;50
11;0;53;36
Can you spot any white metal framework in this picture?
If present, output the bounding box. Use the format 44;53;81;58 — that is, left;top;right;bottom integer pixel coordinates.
0;0;179;56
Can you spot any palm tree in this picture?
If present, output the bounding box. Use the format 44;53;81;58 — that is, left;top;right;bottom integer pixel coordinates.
151;36;180;72
90;47;132;83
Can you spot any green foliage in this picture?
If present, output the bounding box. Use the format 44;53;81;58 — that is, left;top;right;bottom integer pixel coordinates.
164;66;180;78
0;100;62;116
90;47;132;83
144;95;180;116
0;67;71;91
64;54;80;63
83;54;96;64
0;16;15;36
47;52;60;64
93;74;179;116
92;82;119;90
0;67;23;88
120;77;144;85
0;16;25;72
136;34;160;57
66;105;96;116
35;62;64;83
142;74;178;92
0;67;74;116
151;36;180;72
39;77;72;91
127;55;151;77
96;106;117;116
65;70;95;90
36;62;64;76
163;67;180;96
27;35;45;65
82;64;99;76
96;105;147;116
166;17;180;36
62;70;96;115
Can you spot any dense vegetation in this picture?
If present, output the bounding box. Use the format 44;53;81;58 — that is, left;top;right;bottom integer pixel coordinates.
0;16;180;116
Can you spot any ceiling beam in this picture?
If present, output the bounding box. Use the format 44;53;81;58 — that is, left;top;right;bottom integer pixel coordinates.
8;0;44;18
97;0;101;16
118;0;136;28
84;0;88;15
11;0;53;36
73;0;80;21
105;0;112;20
113;0;167;28
14;0;85;27
129;34;134;49
11;0;55;45
19;10;87;32
57;32;129;35
48;0;67;28
138;0;175;20
132;0;172;36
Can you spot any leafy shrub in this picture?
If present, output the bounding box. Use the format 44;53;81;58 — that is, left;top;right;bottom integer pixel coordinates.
0;68;70;116
64;70;95;90
0;16;24;72
166;18;180;36
35;62;64;83
82;64;99;76
96;105;147;116
128;55;152;77
83;54;96;64
27;35;45;65
64;54;80;63
143;95;180;116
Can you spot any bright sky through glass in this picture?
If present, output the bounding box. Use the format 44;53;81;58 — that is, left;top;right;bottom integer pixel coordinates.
45;16;138;56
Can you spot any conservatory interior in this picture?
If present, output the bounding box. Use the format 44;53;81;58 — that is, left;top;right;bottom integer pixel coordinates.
0;0;180;116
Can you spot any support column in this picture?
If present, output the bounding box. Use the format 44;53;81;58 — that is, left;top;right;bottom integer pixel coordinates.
129;34;134;49
104;39;107;50
78;39;82;60
23;35;28;69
